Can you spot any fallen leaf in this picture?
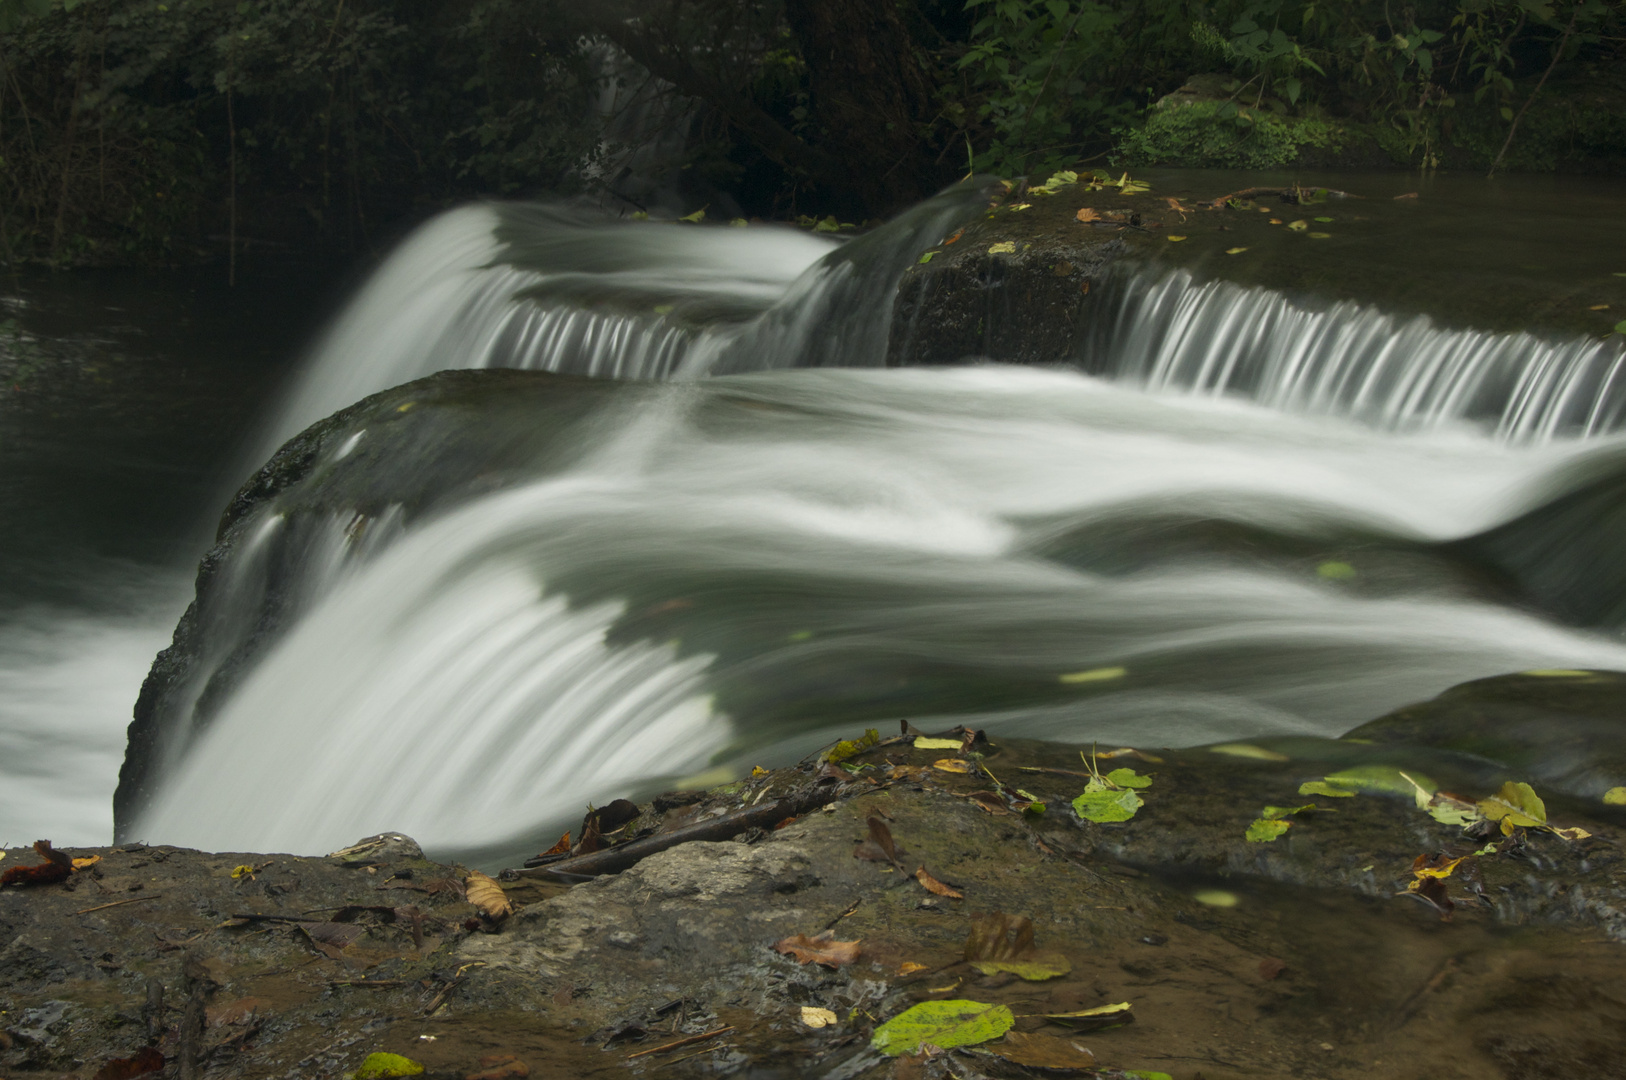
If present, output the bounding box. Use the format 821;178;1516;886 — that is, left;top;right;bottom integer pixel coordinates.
1287;219;1309;232
898;961;929;976
678;208;706;223
917;251;936;264
1314;216;1334;222
1043;1001;1133;1030
1245;817;1292;842
1164;197;1186;211
801;1006;838;1028
1323;765;1435;805
1167;235;1187;242
1009;203;1032;211
987;241;1016;254
931;758;971;773
1425;792;1483;826
1309;232;1332;239
537;832;571;858
964;790;1017;816
1589;304;1608;310
1395;192;1419;199
1479;781;1546;828
1073;786;1142;823
1405;875;1455;920
465;871;512;920
91;1047;165;1080
970;955;1071;980
916;866;963;899
1297;781;1355;798
581;799;640;838
774;931;861;968
303;921;366;951
0;840;73;887
1097;747;1164;763
1604;787;1626;805
1225;246;1249;254
1259;957;1287;980
1193;889;1238;907
230;865;258;880
1209;743;1288;761
990;1030;1097;1069
71;855;101;870
915;736;962;750
1076;208;1100;223
1617;320;1626;335
943;228;964;245
1106;767;1152;789
853;815;906;867
1059;665;1125;684
870;1000;1014;1056
1551;826;1593;841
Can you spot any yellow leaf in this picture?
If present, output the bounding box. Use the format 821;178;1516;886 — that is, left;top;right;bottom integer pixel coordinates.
1551;826;1592;841
71;855;101;871
1225;246;1249;255
1604;787;1626;805
1193;889;1238;907
1478;781;1546;828
464;870;512;920
679;208;706;223
915;736;962;750
1269;218;1283;224
1412;855;1465;880
898;961;929;975
801;1006;838;1028
1208;743;1288;761
987;241;1016;254
230;865;257;879
932;758;972;773
1287;219;1309;232
1167;235;1187;242
1044;1002;1131;1020
1059;666;1126;684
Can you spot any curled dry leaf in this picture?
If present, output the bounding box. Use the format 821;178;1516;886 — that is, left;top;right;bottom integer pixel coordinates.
915;866;963;899
931;758;970;774
71;855;101;870
801;1006;838;1028
774;931;861;968
1044;1001;1133;1030
465;871;512;920
537;832;571;858
1076;208;1100;223
898;961;929;976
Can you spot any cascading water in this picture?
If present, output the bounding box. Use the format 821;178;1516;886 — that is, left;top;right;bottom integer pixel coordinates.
1089;269;1626;439
126;188;1626;860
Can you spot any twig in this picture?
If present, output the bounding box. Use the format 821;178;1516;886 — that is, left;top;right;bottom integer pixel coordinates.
74;895;161;915
1489;4;1578;178
626;1026;734;1061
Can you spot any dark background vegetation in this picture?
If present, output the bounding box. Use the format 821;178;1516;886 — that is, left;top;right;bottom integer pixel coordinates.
0;0;1622;267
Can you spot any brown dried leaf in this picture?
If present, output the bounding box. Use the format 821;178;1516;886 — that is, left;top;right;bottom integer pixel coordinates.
963;791;1015;816
465;871;512;920
1258;957;1287;980
774;931;861;968
898;961;929;976
915;866;963;900
538;832;571;858
303;922;365;948
990;1031;1097;1070
1076;208;1100;223
466;1054;530;1080
72;854;102;870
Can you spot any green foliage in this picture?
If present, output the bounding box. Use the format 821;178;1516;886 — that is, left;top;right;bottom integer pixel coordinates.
0;0;601;265
871;1000;1015;1055
1115;99;1346;168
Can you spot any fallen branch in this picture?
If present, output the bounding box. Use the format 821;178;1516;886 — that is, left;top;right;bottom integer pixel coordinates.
74;895;162;915
626;1025;734;1060
505;782;843;882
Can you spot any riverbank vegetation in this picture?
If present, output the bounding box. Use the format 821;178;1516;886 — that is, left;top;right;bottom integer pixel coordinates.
0;0;1621;266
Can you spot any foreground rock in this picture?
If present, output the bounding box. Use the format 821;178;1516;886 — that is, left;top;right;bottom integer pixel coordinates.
12;729;1626;1079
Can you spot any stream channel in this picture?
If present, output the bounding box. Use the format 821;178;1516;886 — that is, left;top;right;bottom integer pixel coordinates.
3;169;1626;867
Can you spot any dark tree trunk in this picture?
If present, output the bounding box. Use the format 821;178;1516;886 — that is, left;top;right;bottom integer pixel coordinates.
783;0;942;216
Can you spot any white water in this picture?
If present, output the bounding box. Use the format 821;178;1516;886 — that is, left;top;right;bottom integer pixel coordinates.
136;367;1626;855
1095;269;1626;439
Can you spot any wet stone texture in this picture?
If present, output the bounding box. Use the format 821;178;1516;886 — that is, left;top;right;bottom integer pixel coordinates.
8;729;1626;1079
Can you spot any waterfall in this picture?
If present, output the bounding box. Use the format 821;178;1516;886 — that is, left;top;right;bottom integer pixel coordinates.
1090;269;1626;440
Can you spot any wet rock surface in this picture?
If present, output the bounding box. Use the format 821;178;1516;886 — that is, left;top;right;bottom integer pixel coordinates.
15;725;1626;1079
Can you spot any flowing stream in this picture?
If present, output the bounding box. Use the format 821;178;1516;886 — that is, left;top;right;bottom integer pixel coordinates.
5;173;1626;861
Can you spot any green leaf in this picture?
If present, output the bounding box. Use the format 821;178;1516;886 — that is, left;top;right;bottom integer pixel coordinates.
678;208;707;223
1106;767;1152;789
1317;561;1356;579
918;251;937;264
1478;781;1546;827
1297;780;1355;798
970;955;1071;980
1313;216;1334;223
1128;1073;1174;1080
1209;743;1288;761
1605;787;1626;806
1323;765;1434;803
1059;665;1125;684
1615;320;1626;336
871;1000;1014;1056
1245;817;1292;842
1073;786;1143;822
